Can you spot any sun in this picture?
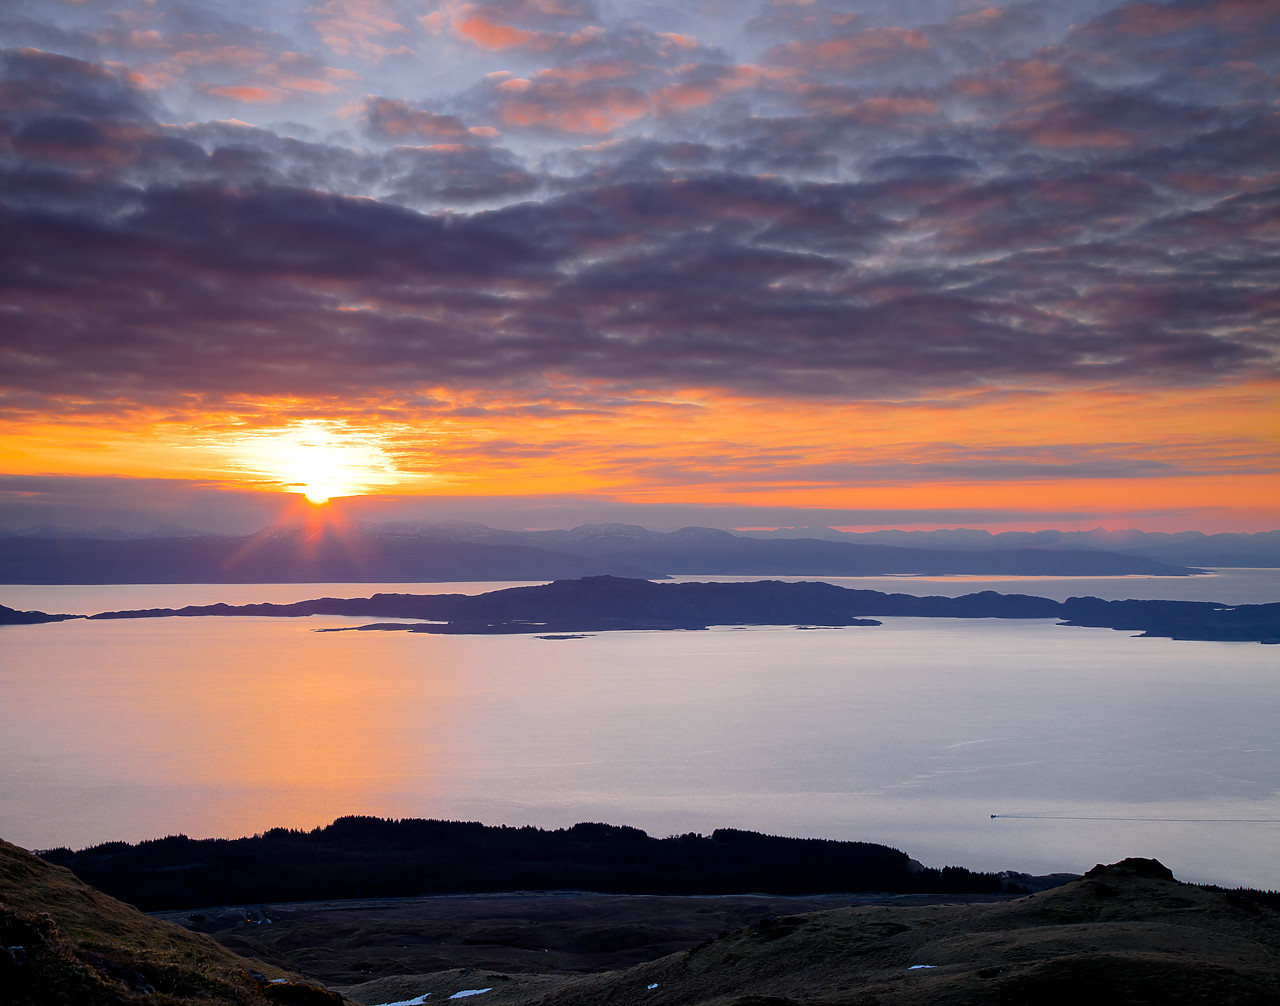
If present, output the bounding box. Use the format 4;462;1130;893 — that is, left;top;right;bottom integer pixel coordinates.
227;420;405;503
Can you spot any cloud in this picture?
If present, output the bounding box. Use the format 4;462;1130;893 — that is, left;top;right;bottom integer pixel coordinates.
306;0;413;60
1002;90;1215;150
381;142;539;204
1086;0;1280;39
455;13;544;51
594;439;1280;489
746;0;861;41
476;69;651;133
0;47;154;121
429;0;605;54
652;63;783;116
952;58;1074;105
1;0;1277;427
199;83;282;103
1;131;1275;413
363;97;480;141
765;25;932;75
459;34;746;136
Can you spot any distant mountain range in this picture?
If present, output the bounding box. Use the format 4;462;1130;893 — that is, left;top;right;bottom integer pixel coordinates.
0;521;1217;583
735;525;1280;567
0;522;208;540
7;521;1276;564
0;526;656;584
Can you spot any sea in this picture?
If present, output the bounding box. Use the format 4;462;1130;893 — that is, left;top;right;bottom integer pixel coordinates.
1;568;1277;890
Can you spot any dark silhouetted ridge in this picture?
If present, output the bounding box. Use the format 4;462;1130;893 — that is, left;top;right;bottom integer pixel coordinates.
39;817;1001;911
85;575;1280;642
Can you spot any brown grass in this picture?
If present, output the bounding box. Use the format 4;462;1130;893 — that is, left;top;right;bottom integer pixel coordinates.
326;861;1280;1006
0;838;346;1006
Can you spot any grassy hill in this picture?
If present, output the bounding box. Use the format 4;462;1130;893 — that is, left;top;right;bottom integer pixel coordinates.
0;837;344;1005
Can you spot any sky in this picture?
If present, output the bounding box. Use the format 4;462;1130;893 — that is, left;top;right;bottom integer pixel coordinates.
1;0;1277;534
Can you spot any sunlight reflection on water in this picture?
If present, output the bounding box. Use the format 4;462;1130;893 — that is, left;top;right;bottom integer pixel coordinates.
1;574;1277;889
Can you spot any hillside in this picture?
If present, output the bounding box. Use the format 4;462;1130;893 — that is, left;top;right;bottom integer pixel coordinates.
332;859;1280;1006
9;832;1280;1006
0;837;344;1005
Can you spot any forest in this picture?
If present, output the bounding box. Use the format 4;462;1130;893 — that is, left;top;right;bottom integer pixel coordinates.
40;817;1003;911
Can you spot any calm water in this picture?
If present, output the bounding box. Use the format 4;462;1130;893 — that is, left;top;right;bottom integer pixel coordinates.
1;571;1277;890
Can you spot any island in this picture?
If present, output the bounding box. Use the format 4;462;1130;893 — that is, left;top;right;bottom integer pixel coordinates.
84;575;1280;643
0;602;79;625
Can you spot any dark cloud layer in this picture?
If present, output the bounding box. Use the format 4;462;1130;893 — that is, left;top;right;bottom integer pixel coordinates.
1;0;1278;416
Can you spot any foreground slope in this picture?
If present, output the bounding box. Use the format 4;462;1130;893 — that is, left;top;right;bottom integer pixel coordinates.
336;859;1280;1006
0;837;343;1006
7;835;1280;1006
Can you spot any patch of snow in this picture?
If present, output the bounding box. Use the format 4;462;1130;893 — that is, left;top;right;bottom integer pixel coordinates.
448;990;494;999
371;995;431;1006
647;983;659;989
907;965;938;970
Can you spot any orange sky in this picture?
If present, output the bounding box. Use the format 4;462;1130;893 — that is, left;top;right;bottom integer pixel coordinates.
2;380;1275;532
3;0;1279;534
